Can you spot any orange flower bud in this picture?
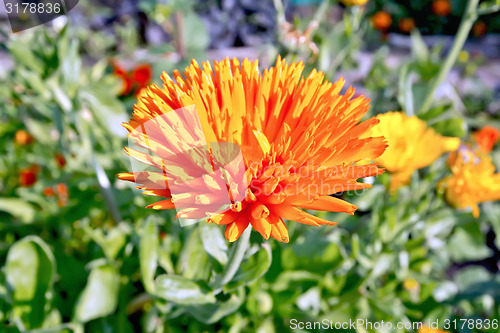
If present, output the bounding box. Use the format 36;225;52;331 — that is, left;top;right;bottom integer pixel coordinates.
56;183;68;207
43;186;55;197
432;0;451;17
15;130;33;145
398;18;416;33
372;11;392;32
472;21;487;37
55;153;66;169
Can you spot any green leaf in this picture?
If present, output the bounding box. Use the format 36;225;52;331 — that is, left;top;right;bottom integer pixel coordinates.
186;288;245;324
140;219;159;293
82;222;126;261
478;0;500;15
282;229;343;272
418;104;452;122
210;227;251;292
411;30;429;63
74;264;120;323
455;279;500;302
225;246;271;291
454;266;492;292
431;117;466;138
272;271;322;293
177;227;211;280
432;281;458;302
46;78;73;113
398;63;424;117
154;275;216;305
370;253;394;279
200;223;228;266
8;38;44;74
58;39;82;98
80;85;126;115
182;12;210;53
447;223;492;261
0;198;36;223
5;236;55;330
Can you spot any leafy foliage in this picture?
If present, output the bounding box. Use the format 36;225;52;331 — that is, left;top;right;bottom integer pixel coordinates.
1;1;500;332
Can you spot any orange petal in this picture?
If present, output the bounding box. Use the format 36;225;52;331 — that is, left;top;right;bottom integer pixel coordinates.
251;217;272;240
225;212;250;242
146;198;175;210
270;218;289;243
207;209;239;225
291;195;357;215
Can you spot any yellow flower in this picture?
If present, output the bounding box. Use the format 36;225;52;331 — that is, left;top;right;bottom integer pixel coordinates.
440;149;500;218
365;112;460;191
419;326;449;333
458;50;469;63
340;0;369;6
118;57;386;242
403;278;420;292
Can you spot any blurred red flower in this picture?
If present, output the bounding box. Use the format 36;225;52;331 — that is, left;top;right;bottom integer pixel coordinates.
112;61;152;97
19;165;39;187
55;153;66;169
474;126;500;153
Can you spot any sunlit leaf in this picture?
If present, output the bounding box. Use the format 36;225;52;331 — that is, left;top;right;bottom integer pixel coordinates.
154;275;216;305
5;236;55;329
140;219;159;293
74;264;120;323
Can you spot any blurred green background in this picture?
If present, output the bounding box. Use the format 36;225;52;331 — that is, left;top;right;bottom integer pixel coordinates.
1;0;500;332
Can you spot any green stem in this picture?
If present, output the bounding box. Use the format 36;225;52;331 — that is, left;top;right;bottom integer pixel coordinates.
212;226;251;294
312;0;331;26
418;0;479;114
272;0;286;26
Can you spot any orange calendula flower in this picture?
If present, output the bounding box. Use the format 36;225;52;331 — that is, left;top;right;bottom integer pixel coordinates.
339;0;369;6
432;0;451;16
372;11;392;32
398;18;416;34
15;129;33;145
440;149;500;218
473;125;499;153
118;57;386;242
419;326;449;333
365;112;460;191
